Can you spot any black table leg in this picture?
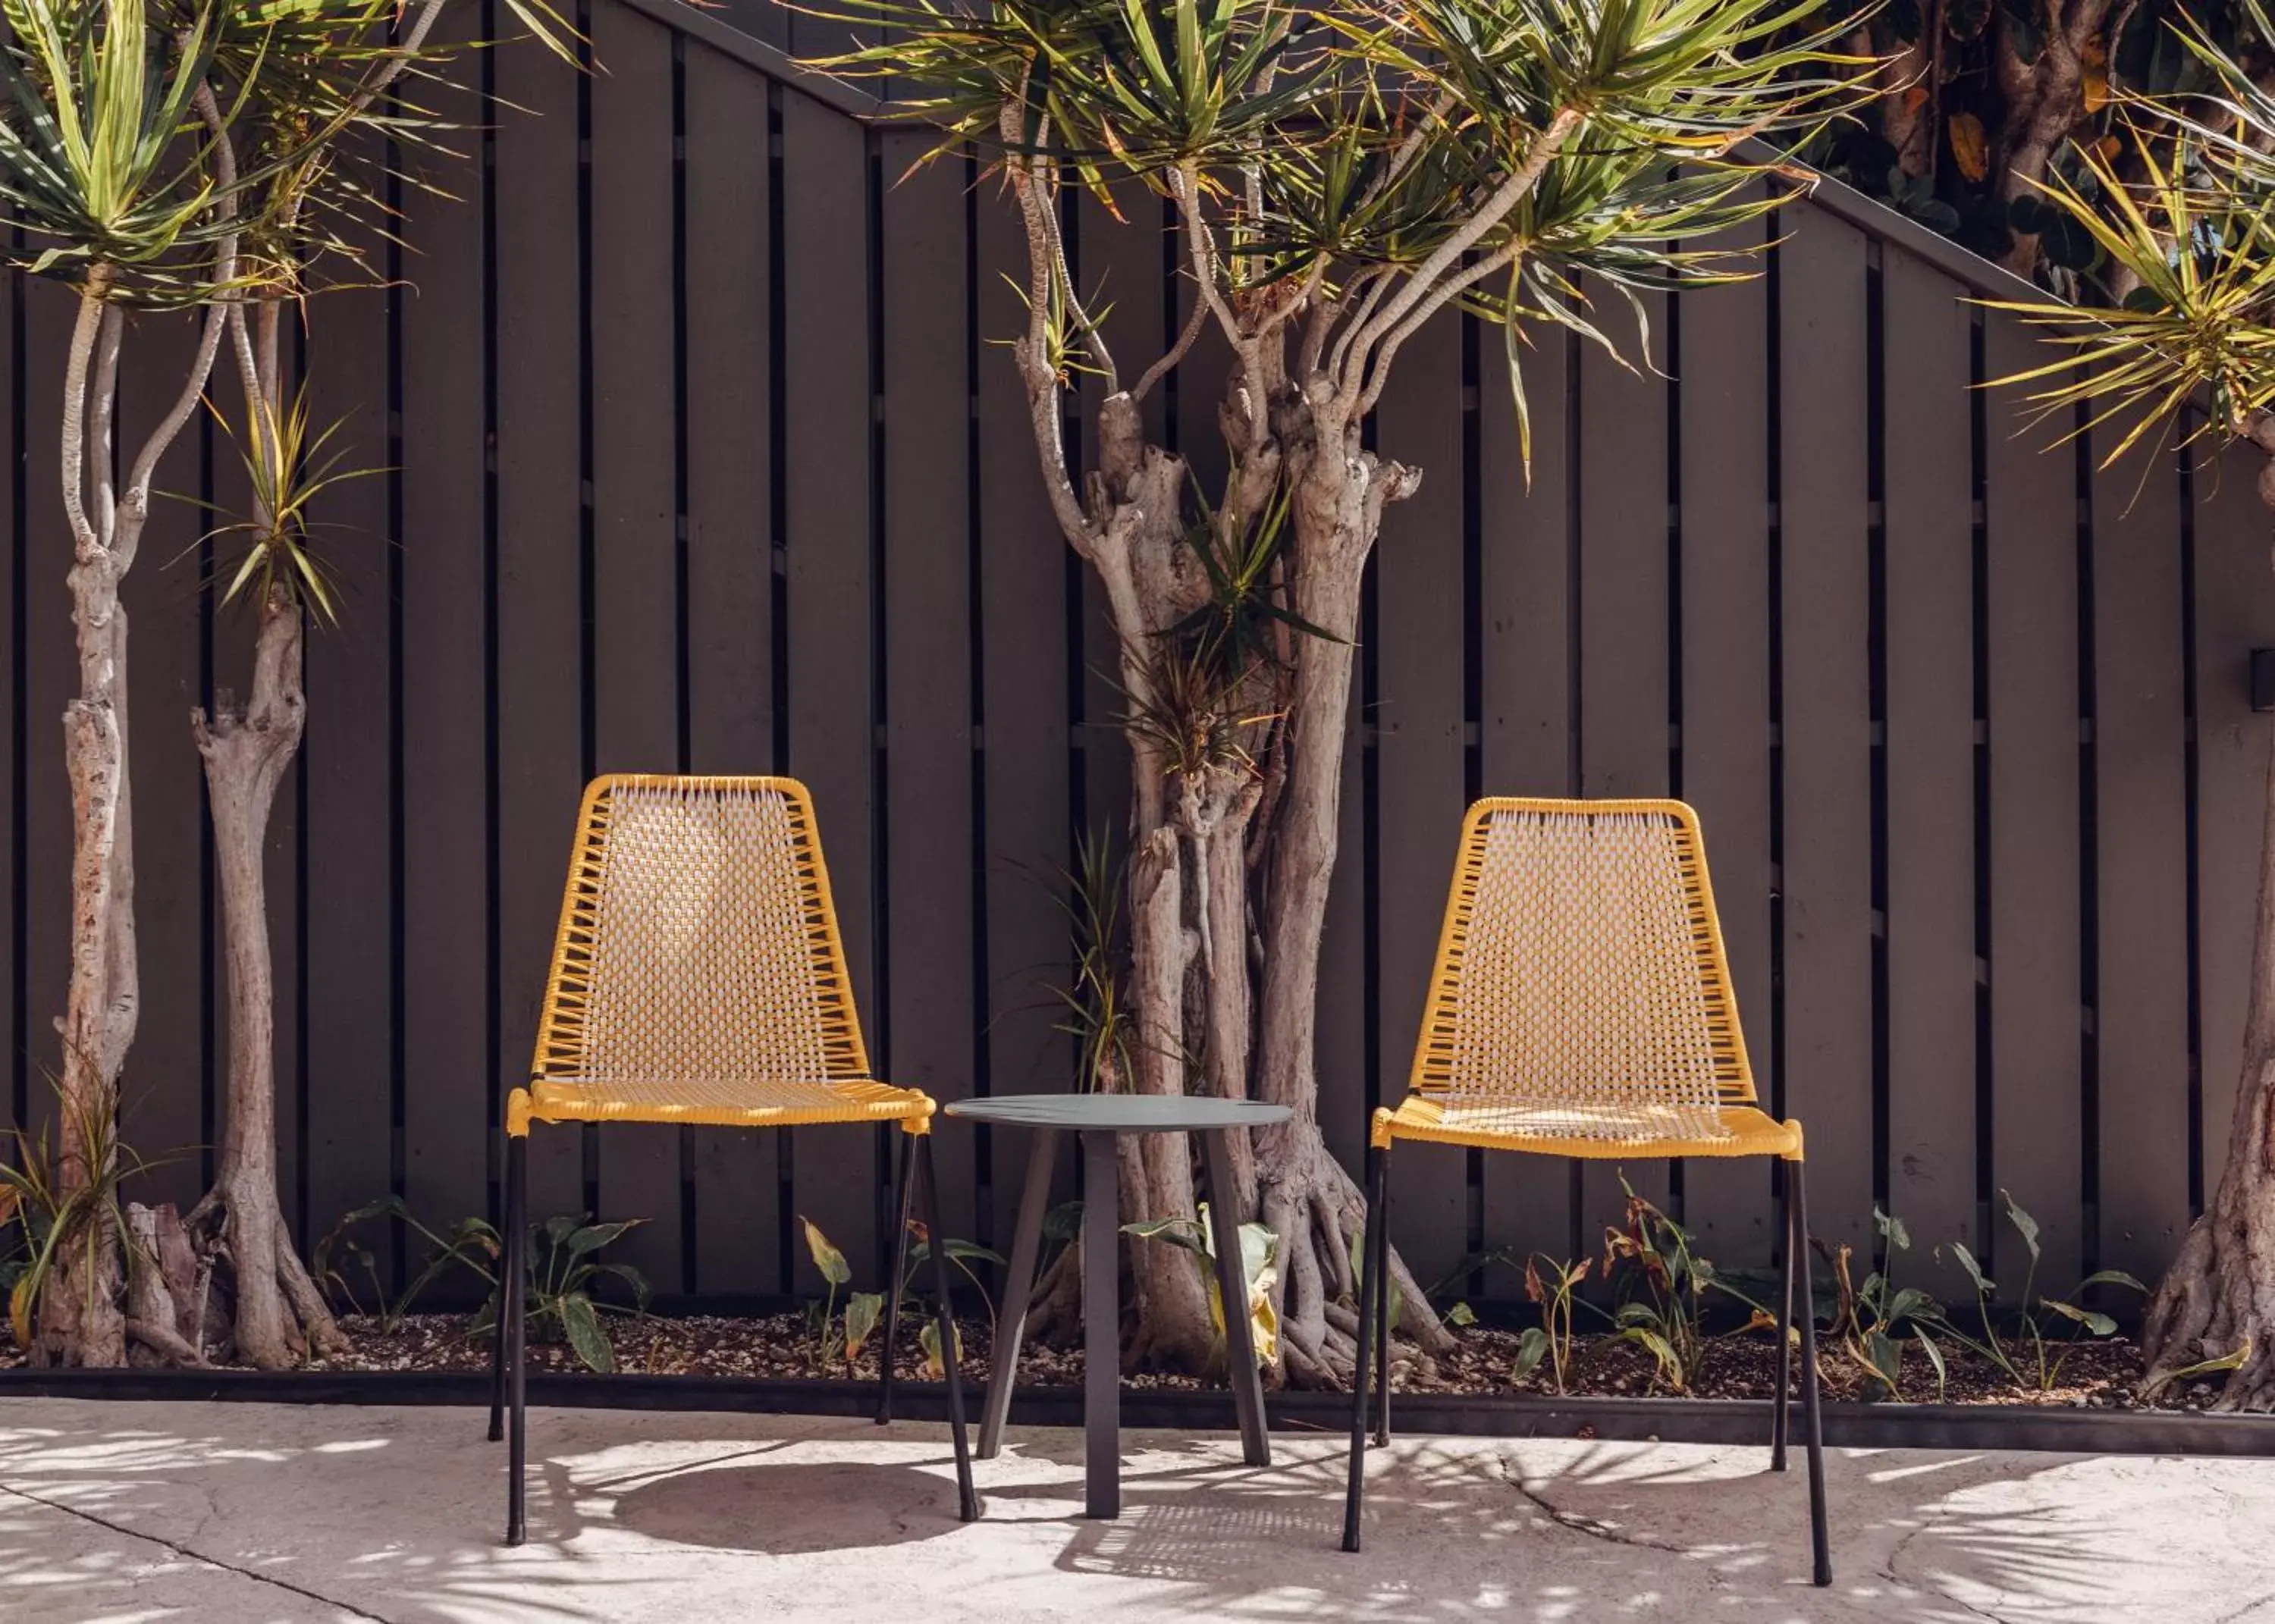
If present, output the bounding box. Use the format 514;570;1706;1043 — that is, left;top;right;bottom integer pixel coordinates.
1200;1128;1271;1467
979;1127;1059;1459
1081;1130;1119;1519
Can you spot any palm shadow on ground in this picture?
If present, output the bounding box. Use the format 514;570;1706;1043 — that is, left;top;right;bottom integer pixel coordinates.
0;1402;2236;1623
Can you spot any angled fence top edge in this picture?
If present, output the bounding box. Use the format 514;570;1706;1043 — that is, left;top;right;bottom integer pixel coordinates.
632;0;2059;311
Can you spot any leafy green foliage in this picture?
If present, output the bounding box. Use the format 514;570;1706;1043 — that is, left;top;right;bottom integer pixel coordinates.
802;0;1880;462
1040;829;1133;1093
1599;1177;1771;1393
1821;1193;2142;1398
1124;1201;1280;1365
0;0;238;301
2144;1334;2254;1398
1822;1205;1950;1399
175;381;377;621
1923;1190;2145;1395
794;1215;1005;1372
1514;1251;1594;1393
315;1196;649;1374
0;1071;168;1350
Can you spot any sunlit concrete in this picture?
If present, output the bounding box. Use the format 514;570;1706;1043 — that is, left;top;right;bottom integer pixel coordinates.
2;1397;2270;1622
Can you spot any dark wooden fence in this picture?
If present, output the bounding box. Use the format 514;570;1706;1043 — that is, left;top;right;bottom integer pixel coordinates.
4;0;2270;1310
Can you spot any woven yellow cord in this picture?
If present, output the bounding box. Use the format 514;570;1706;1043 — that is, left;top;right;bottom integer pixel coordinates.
1379;798;1801;1162
510;775;932;1138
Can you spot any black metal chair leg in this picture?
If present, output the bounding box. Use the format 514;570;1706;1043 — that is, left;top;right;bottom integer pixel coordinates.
918;1133;980;1522
504;1132;529;1547
1772;1167;1795;1472
1791;1156;1831;1587
1370;1146;1393;1448
488;1134;509;1444
1341;1149;1388;1554
877;1130;918;1425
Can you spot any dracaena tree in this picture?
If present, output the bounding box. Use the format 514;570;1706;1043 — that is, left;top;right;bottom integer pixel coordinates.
808;0;1878;1383
1990;2;2275;1409
0;0;286;1367
0;0;564;1368
170;0;567;1372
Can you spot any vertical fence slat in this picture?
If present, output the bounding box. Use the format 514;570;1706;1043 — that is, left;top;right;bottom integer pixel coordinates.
118;312;207;1215
1778;210;1875;1253
1983;318;2083;1285
1476;326;1577;1266
2195;443;2275;1200
303;211;396;1275
1579;301;1671;1229
1883;256;1978;1274
682;40;780;1293
1374;314;1469;1287
587;1;686;1288
492;16;587;1231
0;266;17;1145
1677;260;1778;1268
974;187;1072;1249
2091;428;2193;1284
398;5;492;1265
782;89;879;1287
883;133;978;1246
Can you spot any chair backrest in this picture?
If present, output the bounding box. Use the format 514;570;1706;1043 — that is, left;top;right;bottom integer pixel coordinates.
530;775;871;1088
1408;798;1754;1136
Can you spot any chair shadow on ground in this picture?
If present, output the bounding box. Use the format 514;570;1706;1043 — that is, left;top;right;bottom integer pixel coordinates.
0;1406;2169;1624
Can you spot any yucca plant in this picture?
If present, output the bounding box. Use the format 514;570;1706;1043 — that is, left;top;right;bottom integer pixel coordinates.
1986;2;2275;1410
801;0;1882;1382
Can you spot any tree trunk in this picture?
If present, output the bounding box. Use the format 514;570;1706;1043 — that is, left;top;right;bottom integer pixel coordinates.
187;584;342;1366
2145;704;2275;1404
37;286;136;1368
2142;446;2275;1408
1023;373;1451;1385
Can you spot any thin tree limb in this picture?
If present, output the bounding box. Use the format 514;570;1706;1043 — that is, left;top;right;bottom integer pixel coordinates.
1338;106;1583;412
1360;240;1525;413
60;282;109;563
1000;100;1102;554
88;305;123;550
1131;272;1214;403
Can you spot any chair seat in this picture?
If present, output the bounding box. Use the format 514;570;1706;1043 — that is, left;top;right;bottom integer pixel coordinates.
1372;1095;1803;1160
513;1075;934;1133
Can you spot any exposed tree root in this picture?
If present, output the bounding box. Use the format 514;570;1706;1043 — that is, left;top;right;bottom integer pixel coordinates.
2142;1058;2275;1410
172;1181;344;1370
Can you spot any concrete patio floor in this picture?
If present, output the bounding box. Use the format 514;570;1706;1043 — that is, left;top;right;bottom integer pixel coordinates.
2;1398;2271;1623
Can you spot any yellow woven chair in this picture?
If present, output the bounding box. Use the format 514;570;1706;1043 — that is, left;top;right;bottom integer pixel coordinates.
1341;798;1828;1585
485;774;977;1542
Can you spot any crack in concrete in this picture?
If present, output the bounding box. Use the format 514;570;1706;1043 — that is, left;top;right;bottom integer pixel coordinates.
0;1479;395;1622
1878;1504;2033;1624
1489;1458;1693;1560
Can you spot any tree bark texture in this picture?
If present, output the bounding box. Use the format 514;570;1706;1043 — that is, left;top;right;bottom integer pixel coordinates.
998;130;1467;1382
2143;429;2275;1407
189;580;342;1365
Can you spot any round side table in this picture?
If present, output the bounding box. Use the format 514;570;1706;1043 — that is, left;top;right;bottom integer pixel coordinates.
944;1094;1293;1519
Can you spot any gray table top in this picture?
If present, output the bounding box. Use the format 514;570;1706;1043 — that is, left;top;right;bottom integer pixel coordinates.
944;1094;1293;1131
